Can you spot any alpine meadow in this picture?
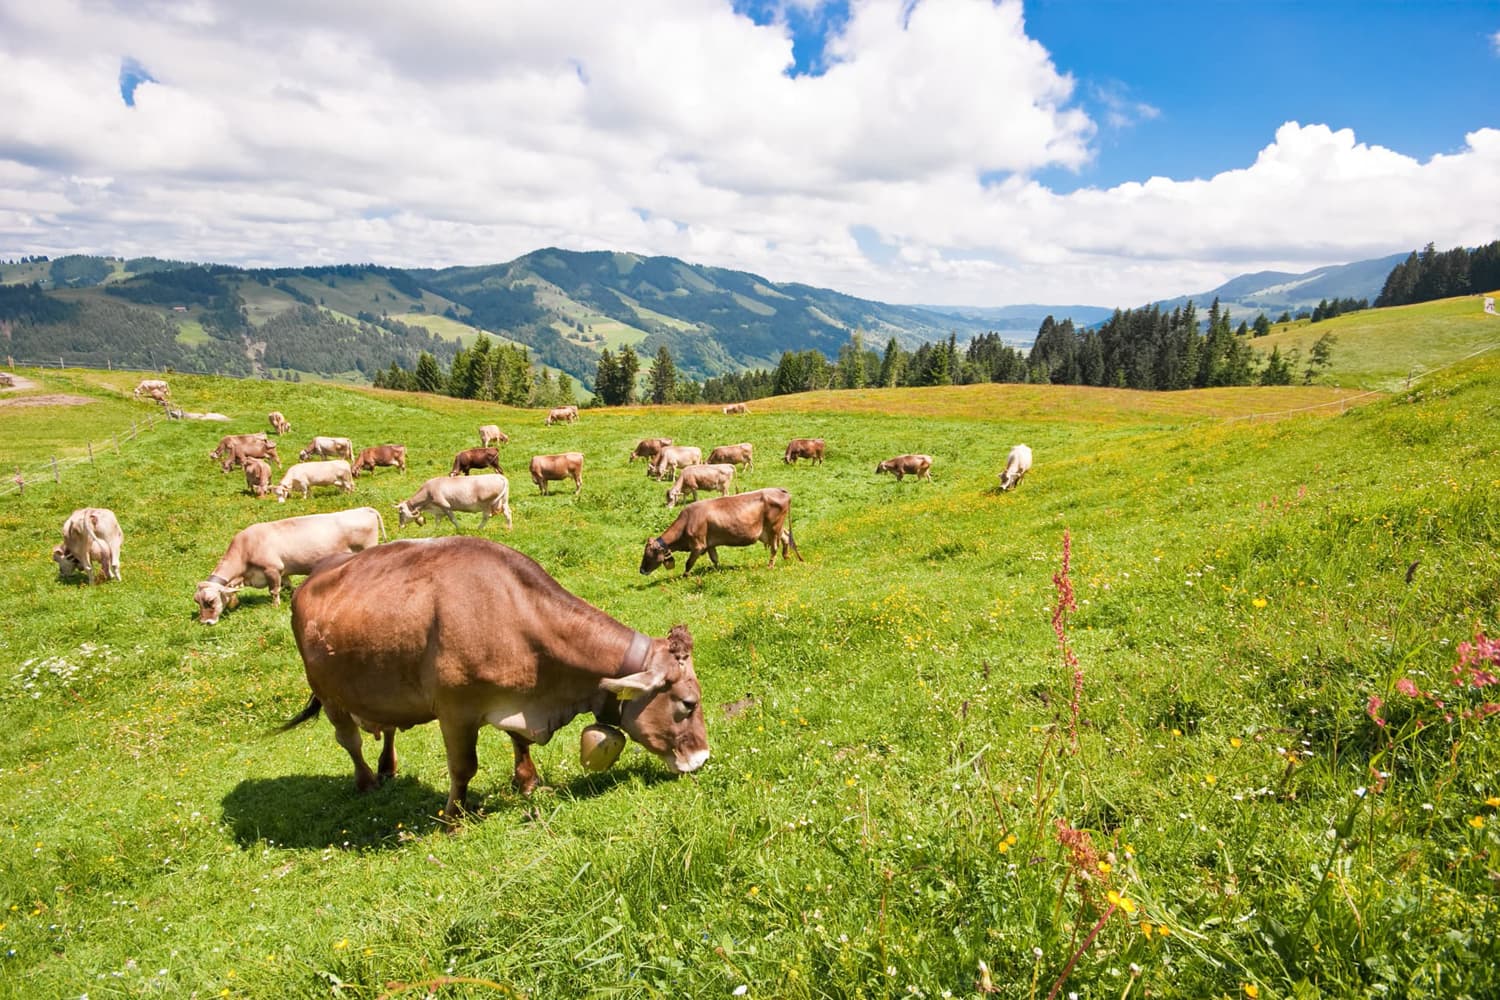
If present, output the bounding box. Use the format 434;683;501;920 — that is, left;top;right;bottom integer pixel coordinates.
2;291;1500;999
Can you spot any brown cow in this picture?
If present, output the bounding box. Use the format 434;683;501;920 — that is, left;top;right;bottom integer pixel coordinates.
193;507;385;624
640;487;802;576
630;437;674;464
353;445;407;477
210;432;270;463
244;457;273;498
649;445;702;480
545;405;579;425
665;463;736;508
220;437;281;473
707;443;753;472
875;453;933;482
449;447;503;477
268;411;291;435
479;424;509;447
530;452;584;495
722;402;750;415
279;536;710;819
52;507;124;583
783;438;824;465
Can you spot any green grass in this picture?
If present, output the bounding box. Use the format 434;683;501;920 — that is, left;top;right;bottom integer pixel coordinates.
2;347;1499;998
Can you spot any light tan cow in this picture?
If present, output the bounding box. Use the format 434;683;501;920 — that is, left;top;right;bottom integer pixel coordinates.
998;444;1033;491
298;436;355;462
394;473;513;531
649;445;702;480
544;405;579;425
52;507;124;583
722;402;750;415
875;454;933;482
274;460;356;501
192;507;385;624
530;452;584;495
706;443;753;472
640;488;802;576
665;463;737;508
244;457;274;498
268;411;291;435
479;424;509;447
133;379;169;401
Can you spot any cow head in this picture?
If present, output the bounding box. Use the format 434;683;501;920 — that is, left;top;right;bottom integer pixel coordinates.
664;485;682;508
639;536;675;574
875;461;890;475
298;448;313;461
273;485;291;503
394;501;425;528
194;578;240;625
601;626;709;774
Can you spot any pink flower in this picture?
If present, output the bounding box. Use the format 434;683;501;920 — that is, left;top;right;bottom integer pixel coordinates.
1367;694;1386;727
1395;678;1422;698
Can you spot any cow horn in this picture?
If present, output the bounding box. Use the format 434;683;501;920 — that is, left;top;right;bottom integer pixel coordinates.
600;670;664;701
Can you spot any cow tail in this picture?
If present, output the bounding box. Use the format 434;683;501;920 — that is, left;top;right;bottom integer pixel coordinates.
277;696;322;732
375;507;388;541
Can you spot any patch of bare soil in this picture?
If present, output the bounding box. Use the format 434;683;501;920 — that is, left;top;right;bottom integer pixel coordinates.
0;393;96;408
0;373;41;392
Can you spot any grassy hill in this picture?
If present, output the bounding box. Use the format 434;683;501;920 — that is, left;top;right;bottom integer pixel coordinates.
2;352;1497;997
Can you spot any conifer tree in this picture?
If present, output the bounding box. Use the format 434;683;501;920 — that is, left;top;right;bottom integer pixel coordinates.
647;345;676;404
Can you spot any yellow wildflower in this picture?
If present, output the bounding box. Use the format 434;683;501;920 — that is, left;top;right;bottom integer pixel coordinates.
1251;598;1268;609
333;939;348;950
1097;861;1111;874
1139;921;1153;940
1230;737;1242;748
1486;796;1500;808
1244;986;1259;999
1106;890;1136;914
1205;774;1217;785
1469;815;1485;829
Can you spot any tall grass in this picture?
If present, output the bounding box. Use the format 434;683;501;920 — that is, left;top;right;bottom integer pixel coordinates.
1;354;1497;998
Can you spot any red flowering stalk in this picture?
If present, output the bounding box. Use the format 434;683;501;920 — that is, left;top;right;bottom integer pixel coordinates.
1052;530;1081;752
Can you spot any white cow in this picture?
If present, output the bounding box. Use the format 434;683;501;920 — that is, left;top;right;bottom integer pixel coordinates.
394;473;513;531
274;460;356;501
649;445;702;480
52;508;124;583
298;436;355;462
665;463;737;508
998;444;1033;492
193;507;385;624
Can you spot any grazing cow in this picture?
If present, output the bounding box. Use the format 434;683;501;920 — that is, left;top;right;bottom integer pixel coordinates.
666;463;737;508
875;454;934;482
998;444;1033;491
353;444;407;477
706;442;754;473
279;536;710;818
394;474;513;531
192;507;385;624
52;507;124;583
530;452;584;495
244;457;273;498
298;436;355;462
640;487;802;576
479;424;509;447
220;437;280;473
274;460;356;502
649;445;702;480
630;437;674;464
210;432;270;463
449;447;502;477
783;438;825;465
268;411;291;435
722;402;750;415
545;405;579;425
133;379;170;401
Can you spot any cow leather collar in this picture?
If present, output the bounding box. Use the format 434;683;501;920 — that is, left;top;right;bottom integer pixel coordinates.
619;630;653;678
650;536;669;554
207;574;230;587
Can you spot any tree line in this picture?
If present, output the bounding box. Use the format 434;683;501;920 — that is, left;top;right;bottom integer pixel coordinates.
1375;241;1500;308
373;334;578;410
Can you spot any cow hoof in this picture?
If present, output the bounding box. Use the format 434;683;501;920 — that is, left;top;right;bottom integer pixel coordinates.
512;774;539;796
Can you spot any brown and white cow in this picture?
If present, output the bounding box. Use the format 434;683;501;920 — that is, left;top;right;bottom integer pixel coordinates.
545;405;579;425
449;447;502;477
193;506;385;624
220;436;281;473
279;536;710;818
875;453;933;482
268;411;291;435
133;379;170;401
530;452;584;495
722;402;750;415
52;507;124;583
298;436;355;462
630;437;673;464
274;460;356;502
394;473;513;531
998;444;1033;491
640;487;802;576
649;445;702;480
706;442;753;472
665;463;736;508
244;457;274;498
479;424;509;447
353;444;407;477
210;432;270;463
783;438;825;465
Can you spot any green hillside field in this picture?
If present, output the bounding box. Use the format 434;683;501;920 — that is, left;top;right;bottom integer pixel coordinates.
1;347;1498;996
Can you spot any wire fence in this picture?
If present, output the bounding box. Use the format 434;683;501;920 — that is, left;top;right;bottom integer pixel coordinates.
1;409;163;500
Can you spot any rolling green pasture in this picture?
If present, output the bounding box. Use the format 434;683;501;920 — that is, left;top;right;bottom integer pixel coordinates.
2;359;1498;998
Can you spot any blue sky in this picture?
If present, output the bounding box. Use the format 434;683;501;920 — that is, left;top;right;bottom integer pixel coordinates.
1;0;1498;306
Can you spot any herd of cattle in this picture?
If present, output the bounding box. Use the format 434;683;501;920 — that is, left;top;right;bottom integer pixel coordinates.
44;379;1032;818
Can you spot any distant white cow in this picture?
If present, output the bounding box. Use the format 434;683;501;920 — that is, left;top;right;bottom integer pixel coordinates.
52;507;124;583
298;436;355;462
998;444;1033;492
275;460;356;501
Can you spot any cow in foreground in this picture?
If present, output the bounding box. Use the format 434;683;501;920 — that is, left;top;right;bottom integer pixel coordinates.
395;474;513;531
722;402;750;415
530;452;584;495
449;447;502;477
268;411;291;435
641;487;802;576
244;457;273;498
998;444;1033;491
479;424;509;448
279;536;710;819
193;506;385;624
545;405;578;425
876;454;933;482
630;437;673;464
52;507;124;583
298;436;355;462
783;438;824;465
649;445;702;480
274;460;356;501
353;445;407;477
707;443;753;473
666;463;736;508
220;437;280;473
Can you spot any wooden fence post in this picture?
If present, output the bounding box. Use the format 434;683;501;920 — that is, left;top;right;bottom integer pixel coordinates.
51;456;59;483
87;441;94;464
11;469;21;496
113;435;120;455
